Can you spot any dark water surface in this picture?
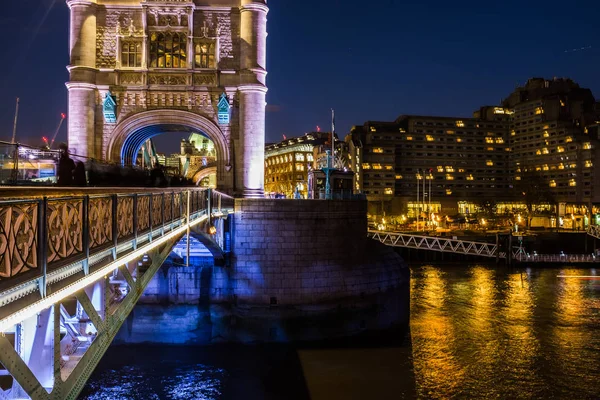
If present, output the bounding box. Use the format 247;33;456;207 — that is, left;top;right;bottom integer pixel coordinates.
81;265;600;399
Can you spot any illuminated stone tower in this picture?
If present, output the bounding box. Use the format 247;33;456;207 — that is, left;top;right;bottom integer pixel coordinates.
66;0;268;197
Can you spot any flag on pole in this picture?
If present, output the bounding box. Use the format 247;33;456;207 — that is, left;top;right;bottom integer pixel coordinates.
331;109;336;158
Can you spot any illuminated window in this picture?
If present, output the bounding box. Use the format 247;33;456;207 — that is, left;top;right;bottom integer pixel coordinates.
569;179;576;187
535;107;544;115
486;137;494;144
370;126;377;132
121;41;142;68
446;130;455;135
560;100;565;107
437;166;444;172
570;163;577;168
362;163;371;170
542;148;549;154
295;153;305;162
542;164;549;171
511;130;516;136
536;149;542;155
446;174;454;180
446;189;453;195
515;176;521;181
406;136;413;141
458;168;465;173
535;166;541;171
194;40;216;69
486;160;493;166
585;160;593;168
565;136;573;143
487;147;494;151
455;121;465;128
372;164;382;170
466;175;474;181
445;166;454;172
307;154;314;162
583;142;592;150
295;163;305;171
396;174;403;179
549;180;557;187
426;135;434;142
495;138;504;144
373;148;383;153
543;131;550;138
456;138;462;143
557;146;564;153
150;32;187;68
384;188;393;195
385;165;393;170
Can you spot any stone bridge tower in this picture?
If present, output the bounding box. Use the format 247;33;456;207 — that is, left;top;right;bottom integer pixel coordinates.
66;0;268;197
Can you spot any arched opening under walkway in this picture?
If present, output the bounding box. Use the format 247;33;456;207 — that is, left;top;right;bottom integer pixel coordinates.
106;110;231;191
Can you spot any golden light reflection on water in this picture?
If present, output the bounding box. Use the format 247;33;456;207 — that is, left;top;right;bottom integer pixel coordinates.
501;272;539;392
411;266;465;398
410;265;600;399
551;268;600;392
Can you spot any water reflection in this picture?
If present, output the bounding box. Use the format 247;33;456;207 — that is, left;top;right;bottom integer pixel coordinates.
411;265;600;399
411;266;465;398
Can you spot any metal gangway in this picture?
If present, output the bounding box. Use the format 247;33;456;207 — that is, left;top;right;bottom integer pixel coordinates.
0;188;233;400
368;231;512;259
587;225;600;240
369;231;600;264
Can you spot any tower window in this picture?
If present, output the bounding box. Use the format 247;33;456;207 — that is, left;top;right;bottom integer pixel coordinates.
150;32;187;68
121;41;142;68
194;41;216;69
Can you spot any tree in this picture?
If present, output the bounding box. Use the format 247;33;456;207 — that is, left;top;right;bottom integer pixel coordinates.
515;171;556;227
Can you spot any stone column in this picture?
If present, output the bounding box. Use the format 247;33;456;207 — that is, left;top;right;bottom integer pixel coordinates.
238;85;267;198
66;0;98;159
238;0;268;197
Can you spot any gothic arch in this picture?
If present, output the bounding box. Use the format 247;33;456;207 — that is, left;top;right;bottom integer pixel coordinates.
106;109;232;191
106;109;229;166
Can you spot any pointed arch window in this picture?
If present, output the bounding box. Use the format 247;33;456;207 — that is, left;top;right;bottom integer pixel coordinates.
149;32;187;68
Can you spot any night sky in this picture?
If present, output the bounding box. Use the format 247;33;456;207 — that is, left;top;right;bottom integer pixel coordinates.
1;0;599;154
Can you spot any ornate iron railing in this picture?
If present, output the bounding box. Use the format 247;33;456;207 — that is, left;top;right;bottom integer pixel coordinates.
0;188;232;293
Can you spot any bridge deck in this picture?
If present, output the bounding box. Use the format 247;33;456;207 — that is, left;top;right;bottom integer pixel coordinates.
0;188;233;399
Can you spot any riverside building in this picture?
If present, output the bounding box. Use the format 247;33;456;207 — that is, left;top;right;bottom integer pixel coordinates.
349;78;600;229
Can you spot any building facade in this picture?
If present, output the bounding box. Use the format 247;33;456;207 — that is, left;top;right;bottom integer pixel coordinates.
264;132;344;198
66;0;268;197
349;78;600;227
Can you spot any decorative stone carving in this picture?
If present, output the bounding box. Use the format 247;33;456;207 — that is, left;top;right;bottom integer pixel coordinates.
193;73;217;86
120;73;143;85
148;7;189;27
148;74;188;85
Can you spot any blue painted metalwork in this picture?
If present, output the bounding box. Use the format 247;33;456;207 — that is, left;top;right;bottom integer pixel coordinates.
103;93;117;124
217;93;230;125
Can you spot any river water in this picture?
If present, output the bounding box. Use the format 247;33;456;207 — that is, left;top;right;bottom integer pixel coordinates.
81;265;600;399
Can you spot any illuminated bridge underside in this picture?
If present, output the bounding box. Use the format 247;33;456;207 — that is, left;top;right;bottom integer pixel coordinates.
0;189;232;400
121;124;204;166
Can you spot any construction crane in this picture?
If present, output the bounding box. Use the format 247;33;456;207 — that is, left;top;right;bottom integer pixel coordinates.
49;113;66;149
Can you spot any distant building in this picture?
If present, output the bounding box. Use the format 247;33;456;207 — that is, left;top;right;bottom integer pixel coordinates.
349;77;600;229
264;132;346;198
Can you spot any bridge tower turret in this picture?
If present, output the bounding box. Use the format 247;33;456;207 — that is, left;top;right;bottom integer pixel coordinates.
66;0;98;159
237;0;269;198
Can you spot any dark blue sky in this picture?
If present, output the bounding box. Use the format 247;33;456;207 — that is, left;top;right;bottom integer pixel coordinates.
1;0;599;153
